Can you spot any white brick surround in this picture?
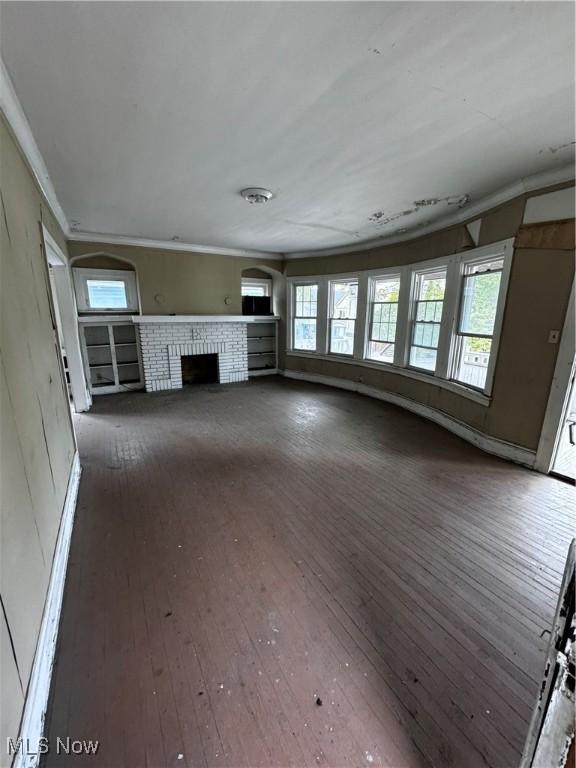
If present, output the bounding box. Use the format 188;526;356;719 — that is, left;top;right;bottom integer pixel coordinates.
137;321;248;392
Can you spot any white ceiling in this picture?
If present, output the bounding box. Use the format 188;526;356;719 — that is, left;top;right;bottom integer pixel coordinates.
1;1;574;256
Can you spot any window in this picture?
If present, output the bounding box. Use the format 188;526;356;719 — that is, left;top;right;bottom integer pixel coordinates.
367;275;400;363
241;278;271;297
409;268;446;372
86;279;127;309
293;283;318;351
286;238;512;402
451;258;503;390
329;279;358;355
73;268;139;313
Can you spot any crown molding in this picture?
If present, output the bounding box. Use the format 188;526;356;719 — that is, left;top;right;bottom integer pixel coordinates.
0;57;70;236
285;164;575;259
3;54;572;263
67;230;283;260
1;54;282;262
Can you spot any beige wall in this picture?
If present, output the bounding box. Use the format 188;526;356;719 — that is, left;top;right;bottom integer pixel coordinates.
284;189;575;451
1;116;76;754
67;242;282;316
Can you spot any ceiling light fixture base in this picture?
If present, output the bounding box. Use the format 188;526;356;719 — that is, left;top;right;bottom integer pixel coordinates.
240;187;274;204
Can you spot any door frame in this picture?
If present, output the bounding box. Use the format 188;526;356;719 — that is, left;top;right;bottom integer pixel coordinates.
535;280;575;473
42;225;92;412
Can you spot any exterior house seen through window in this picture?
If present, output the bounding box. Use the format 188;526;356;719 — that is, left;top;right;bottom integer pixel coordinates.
329;280;358;356
293;284;318;351
367;276;400;364
285;238;513;400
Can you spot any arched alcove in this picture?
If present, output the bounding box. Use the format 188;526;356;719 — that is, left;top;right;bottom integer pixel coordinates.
70;252;141;315
241;264;284;318
70;253;136;271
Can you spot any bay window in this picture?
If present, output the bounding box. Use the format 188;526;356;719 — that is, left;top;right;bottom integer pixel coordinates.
409;268;446;372
367;275;400;364
287;237;512;403
293;283;318;351
329;279;358;355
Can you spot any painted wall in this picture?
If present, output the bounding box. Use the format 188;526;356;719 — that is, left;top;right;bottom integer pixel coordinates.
67;242;282;316
0;116;76;756
284;189;575;451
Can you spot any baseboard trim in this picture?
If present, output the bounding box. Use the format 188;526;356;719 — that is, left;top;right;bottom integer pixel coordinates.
281;369;536;469
14;452;81;768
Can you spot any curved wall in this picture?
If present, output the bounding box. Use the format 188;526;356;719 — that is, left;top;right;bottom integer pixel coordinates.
284;187;575;452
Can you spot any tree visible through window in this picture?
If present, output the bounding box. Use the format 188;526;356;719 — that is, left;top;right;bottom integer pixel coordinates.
367;276;400;363
409;270;446;372
452;259;503;389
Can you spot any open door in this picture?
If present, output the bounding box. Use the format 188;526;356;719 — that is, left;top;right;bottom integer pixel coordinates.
520;541;575;768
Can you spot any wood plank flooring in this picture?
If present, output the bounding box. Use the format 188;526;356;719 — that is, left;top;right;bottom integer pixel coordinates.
44;377;575;768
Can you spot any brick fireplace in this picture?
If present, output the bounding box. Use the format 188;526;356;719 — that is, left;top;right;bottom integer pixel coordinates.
133;316;249;392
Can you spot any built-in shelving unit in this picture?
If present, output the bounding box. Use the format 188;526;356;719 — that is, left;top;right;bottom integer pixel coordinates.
79;317;143;395
247;318;278;376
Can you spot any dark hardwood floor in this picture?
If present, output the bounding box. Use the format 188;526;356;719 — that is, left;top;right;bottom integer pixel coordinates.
44;377;574;768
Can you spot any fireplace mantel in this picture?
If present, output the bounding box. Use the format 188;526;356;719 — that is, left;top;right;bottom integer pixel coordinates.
132;315;280;324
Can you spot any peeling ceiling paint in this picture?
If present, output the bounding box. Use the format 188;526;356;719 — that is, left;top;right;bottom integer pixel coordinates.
1;1;574;255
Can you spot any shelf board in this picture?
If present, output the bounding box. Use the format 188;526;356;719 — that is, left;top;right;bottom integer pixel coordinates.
89;363;114;369
117;362;139;367
247;336;276;340
248;351;275;357
87;342;135;348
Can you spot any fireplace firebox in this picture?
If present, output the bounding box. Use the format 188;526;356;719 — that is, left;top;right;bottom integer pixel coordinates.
181;354;219;385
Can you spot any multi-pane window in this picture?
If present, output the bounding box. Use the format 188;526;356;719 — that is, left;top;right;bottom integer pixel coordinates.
287;238;512;398
409;269;447;372
367;276;400;363
329;280;358;355
452;259;503;390
293;284;318;351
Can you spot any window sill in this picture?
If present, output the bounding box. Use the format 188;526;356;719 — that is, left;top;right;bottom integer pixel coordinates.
285;351;491;406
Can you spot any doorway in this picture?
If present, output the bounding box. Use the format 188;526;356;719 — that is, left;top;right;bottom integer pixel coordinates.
551;368;576;481
535;282;575;481
42;226;92;413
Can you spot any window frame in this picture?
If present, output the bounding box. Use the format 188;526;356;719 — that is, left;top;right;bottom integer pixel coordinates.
447;250;512;396
407;263;448;375
366;270;402;366
241;277;272;297
286;238;513;403
291;281;320;353
73;268;139;313
328;277;359;357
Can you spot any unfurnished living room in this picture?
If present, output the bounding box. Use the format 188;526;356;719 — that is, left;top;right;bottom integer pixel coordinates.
1;2;575;768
